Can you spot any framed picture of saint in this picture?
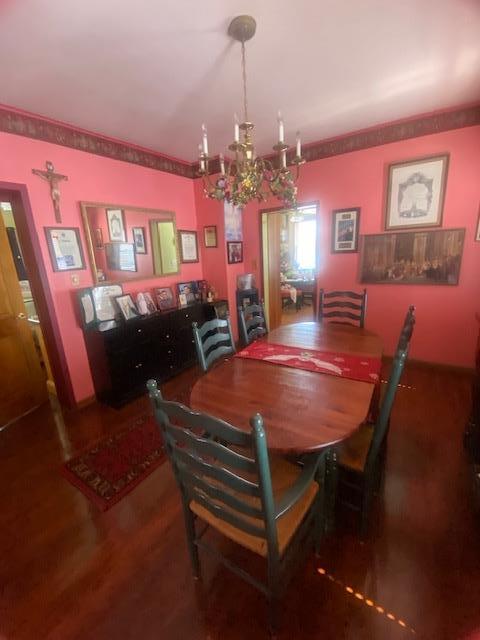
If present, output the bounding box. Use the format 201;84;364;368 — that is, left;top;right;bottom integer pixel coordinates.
385;154;449;231
106;208;126;242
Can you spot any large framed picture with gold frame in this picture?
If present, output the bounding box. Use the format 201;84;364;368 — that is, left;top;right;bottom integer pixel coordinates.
359;228;465;286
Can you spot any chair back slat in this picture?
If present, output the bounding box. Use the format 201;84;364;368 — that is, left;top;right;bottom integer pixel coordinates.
166;421;257;474
193;315;235;372
158;399;252;447
174;446;260;496
239;302;268;346
323;301;363;311
317;288;367;328
322;310;362;323
148;382;282;547
180;466;264;519
365;306;416;473
324;289;365;300
187;490;266;538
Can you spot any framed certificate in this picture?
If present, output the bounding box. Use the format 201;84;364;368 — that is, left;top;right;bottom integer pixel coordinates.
44;227;86;272
178;230;199;263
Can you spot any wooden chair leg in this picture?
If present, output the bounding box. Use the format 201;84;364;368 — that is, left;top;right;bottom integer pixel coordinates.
182;500;201;579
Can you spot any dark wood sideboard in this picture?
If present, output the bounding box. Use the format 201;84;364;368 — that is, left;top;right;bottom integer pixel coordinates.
83;301;226;407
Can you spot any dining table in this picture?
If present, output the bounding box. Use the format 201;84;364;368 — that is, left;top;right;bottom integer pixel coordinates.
190;321;383;455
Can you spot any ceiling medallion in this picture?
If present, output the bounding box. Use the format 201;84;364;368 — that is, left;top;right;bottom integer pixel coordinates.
197;15;304;208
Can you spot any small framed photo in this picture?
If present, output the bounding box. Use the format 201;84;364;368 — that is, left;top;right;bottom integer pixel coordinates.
204;225;218;248
177;281;196;304
94;228;104;249
45;227;86;272
115;294;139;321
178;230;199;263
155;287;176;311
385;154;449;230
106;208;126;242
143;292;157;314
331;208;360;253
227;241;243;264
132;227;147;254
475;207;480;242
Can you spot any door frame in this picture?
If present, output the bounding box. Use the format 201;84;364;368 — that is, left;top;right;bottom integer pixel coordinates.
258;201;320;325
0;182;76;408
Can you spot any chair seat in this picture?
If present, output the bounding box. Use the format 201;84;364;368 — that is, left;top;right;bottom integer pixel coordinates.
337;423;374;473
190;455;318;558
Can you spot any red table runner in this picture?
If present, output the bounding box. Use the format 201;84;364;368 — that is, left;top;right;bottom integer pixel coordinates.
236;340;381;384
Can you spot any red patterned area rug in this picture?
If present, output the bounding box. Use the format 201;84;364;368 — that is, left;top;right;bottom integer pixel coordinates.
62;416;166;511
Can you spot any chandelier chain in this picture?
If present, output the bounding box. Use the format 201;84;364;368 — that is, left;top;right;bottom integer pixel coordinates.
241;41;249;123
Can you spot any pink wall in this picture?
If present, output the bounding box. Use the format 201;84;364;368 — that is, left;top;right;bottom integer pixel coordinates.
238;125;480;368
0;131;202;403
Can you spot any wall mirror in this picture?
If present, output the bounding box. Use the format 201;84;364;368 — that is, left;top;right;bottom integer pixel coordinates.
80;202;179;284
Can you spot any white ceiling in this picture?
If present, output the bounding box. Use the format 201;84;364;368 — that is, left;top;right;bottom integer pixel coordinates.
0;0;479;163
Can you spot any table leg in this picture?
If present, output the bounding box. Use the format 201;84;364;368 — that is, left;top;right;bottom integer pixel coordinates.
324;447;338;534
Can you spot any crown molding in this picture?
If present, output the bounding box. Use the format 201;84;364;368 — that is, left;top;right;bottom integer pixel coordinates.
1;103;478;180
0;106;195;178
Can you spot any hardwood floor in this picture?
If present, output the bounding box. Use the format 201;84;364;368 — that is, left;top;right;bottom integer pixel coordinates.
1;363;479;639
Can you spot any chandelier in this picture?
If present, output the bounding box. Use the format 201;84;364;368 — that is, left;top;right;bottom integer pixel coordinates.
197;15;304;208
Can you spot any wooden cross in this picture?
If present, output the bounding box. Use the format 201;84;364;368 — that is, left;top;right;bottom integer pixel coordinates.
32;161;68;223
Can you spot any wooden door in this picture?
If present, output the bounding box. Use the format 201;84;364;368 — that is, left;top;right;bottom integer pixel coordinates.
262;212;282;331
0;213;47;426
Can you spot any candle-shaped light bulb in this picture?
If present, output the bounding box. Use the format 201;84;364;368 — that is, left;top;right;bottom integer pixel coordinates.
277;110;285;143
234;113;240;143
202;123;208;155
198;144;205;172
281;149;287;169
296;131;302;158
219;153;225;175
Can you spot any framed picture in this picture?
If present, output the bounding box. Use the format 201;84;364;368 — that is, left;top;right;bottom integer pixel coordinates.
94;228;104;249
105;243;137;272
227;241;243;264
204;225;218;248
44;227;86;272
359;228;465;286
178;230;199;263
385;154;449;230
143;292;158;314
177;281;196;304
224;201;243;240
475;207;480;242
114;294;139;321
132;227;147;254
331;208;360;253
106;208;126;242
155;287;176;311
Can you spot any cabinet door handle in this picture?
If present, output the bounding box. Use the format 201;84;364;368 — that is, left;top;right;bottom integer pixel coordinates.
137;329;142;333
134;363;143;369
185;314;189;318
167;350;172;354
166;334;170;339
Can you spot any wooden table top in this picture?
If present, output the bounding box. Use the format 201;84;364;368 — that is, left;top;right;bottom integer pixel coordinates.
190;322;383;454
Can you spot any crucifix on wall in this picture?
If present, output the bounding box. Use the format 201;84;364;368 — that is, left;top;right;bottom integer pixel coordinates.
32;161;68;223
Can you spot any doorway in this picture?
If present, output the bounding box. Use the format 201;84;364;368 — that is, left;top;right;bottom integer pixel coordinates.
261;204;318;331
0;198;59;428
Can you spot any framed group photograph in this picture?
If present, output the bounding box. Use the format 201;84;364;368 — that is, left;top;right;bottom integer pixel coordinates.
178;230;199;263
106;208;126;242
385;154;449;230
115;294;139;321
227;241;243;264
331;208;360;253
204;225;218;248
359;228;465;286
132;227;147;254
155;286;176;311
44;227;86;272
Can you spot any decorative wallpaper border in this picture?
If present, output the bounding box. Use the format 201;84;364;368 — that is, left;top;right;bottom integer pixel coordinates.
0;106;195;178
1;103;479;179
